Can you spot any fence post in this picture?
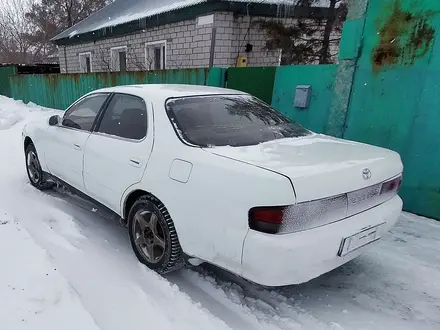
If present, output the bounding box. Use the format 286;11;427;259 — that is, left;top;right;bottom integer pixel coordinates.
325;0;369;138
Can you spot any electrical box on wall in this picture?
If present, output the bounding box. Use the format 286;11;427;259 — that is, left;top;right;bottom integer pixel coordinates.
236;56;248;67
294;85;312;108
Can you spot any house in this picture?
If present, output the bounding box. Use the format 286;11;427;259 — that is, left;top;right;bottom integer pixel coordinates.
52;0;337;73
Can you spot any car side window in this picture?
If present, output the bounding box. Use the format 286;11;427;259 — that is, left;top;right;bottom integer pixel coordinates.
62;94;108;131
97;94;147;140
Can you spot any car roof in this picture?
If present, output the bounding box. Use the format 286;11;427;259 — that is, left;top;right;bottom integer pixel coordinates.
91;84;246;100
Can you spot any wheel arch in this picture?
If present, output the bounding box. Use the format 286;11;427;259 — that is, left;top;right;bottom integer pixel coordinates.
24;136;33;152
122;187;192;260
123;189;160;220
23;135;49;172
126;190;185;273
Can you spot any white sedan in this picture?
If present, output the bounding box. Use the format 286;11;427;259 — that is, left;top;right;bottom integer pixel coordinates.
22;84;403;286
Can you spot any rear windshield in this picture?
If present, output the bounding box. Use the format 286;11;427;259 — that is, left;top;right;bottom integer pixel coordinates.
165;95;311;147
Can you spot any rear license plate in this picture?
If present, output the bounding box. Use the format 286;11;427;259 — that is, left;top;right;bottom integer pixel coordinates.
338;225;382;257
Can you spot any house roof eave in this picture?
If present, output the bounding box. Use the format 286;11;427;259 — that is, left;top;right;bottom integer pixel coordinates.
53;2;334;46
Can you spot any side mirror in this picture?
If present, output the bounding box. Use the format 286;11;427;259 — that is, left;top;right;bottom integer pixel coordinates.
49;115;60;126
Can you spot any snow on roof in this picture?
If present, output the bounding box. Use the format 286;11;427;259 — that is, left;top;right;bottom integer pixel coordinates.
52;0;206;41
52;0;331;41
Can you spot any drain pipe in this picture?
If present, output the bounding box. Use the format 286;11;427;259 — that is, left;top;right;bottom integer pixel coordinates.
209;27;217;67
63;46;68;73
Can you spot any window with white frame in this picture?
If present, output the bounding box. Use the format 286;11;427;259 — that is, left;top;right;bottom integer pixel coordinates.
145;41;166;70
79;52;92;73
110;46;128;72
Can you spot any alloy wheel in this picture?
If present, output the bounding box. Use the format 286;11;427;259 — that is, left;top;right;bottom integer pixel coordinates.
27;151;41;184
132;209;166;264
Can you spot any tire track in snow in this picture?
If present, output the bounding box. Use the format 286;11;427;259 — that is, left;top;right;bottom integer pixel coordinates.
26;185;316;330
20;185;291;330
1;183;232;330
11;183;349;330
170;267;328;330
20;184;324;330
0;212;102;330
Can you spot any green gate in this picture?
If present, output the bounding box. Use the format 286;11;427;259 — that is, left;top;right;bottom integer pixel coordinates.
342;0;440;219
226;67;277;104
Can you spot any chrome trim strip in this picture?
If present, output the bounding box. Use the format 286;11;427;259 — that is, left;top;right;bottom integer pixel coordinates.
278;175;401;234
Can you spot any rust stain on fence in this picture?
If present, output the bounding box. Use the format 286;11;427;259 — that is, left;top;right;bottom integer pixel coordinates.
134;71;145;84
203;67;209;85
372;0;436;73
44;74;58;89
9;68;225;110
71;73;80;86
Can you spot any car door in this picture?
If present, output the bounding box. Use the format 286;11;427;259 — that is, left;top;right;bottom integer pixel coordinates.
83;93;153;213
45;93;110;191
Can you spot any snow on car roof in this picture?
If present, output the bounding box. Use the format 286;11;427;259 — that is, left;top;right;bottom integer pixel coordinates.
92;84;246;99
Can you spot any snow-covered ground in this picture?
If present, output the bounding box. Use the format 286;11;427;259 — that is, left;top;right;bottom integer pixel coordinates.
0;95;439;330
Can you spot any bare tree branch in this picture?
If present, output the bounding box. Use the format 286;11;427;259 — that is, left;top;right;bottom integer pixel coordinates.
94;44;112;72
126;44;148;71
24;0;107;62
0;0;40;63
257;0;347;65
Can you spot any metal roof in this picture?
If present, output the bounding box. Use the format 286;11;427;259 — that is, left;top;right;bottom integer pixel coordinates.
52;0;302;41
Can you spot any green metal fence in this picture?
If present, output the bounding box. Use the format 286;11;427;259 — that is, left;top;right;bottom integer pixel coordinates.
0;66;16;98
339;0;440;219
271;65;337;133
9;68;225;110
226;67;277;104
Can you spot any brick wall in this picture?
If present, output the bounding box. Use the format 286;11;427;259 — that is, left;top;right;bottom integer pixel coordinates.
58;12;341;73
211;13;235;67
59;17;214;73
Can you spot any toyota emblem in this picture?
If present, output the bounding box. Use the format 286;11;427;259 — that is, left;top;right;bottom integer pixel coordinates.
362;168;372;180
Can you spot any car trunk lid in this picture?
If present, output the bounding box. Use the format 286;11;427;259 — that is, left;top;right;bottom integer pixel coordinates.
205;134;403;202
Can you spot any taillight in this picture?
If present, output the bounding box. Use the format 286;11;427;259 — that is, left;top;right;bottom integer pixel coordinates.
380;176;402;195
249;206;285;234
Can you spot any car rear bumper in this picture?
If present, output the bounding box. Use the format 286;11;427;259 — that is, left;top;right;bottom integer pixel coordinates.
241;195;403;287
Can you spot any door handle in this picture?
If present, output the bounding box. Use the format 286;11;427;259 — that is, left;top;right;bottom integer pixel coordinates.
129;158;142;167
73;144;81;150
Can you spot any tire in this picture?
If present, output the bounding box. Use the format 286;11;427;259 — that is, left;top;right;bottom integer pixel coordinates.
25;143;52;190
128;195;184;274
